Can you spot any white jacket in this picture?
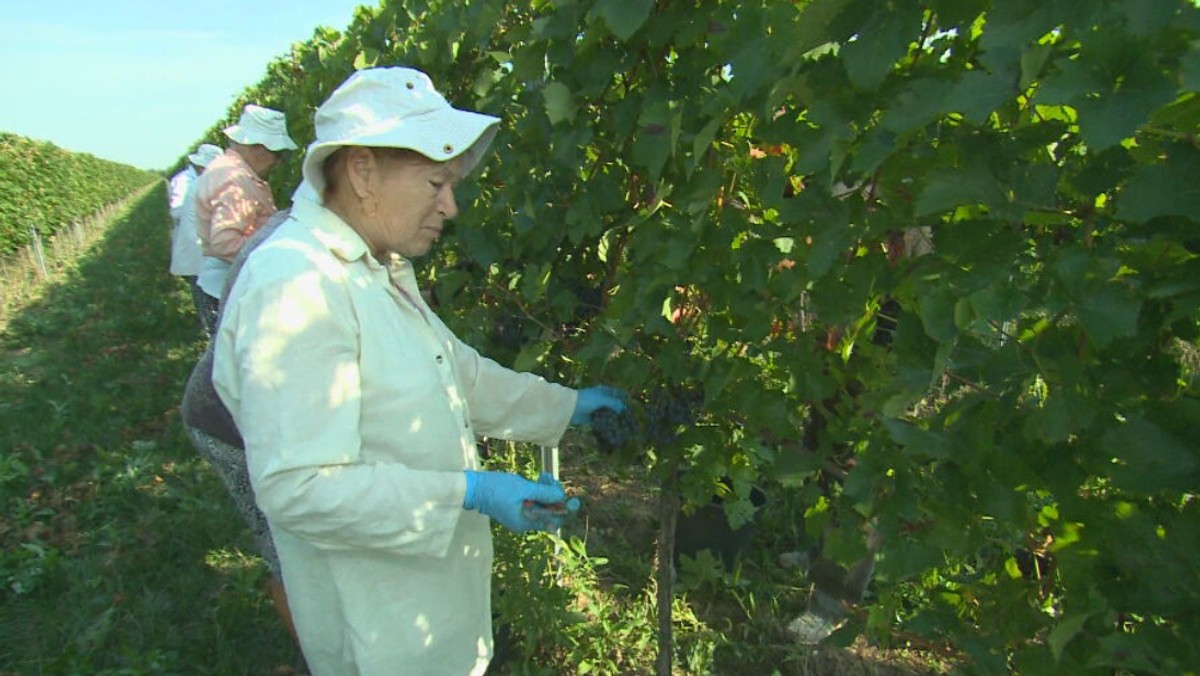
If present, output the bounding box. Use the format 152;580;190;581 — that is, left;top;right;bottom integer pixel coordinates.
167;166;197;222
213;195;576;675
169;181;203;277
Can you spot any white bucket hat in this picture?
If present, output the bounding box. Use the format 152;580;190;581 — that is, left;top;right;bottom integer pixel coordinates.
187;143;223;167
301;67;501;196
223;105;299;152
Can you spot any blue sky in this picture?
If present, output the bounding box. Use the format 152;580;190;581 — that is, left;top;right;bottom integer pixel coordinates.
0;0;372;171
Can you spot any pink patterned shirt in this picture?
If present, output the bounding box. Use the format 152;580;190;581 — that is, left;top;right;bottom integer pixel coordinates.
194;148;276;262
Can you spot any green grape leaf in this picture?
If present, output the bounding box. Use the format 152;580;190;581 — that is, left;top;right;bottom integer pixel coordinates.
1075;284;1141;348
1038;35;1177;150
881;77;957;135
1117;145;1200;223
630;95;678;182
1022;387;1096;444
728;37;779;103
1103;415;1200;494
1020;43;1054;90
1075;72;1176;150
1037;57;1102;104
691;116;724;172
884;419;953;460
916;165;1008;217
915;286;960;343
805;218;858;281
929;0;988;28
979;0;1058;55
1182;43;1200;92
839;0;921;90
565;193;599;244
542;82;577;125
793;0;858;53
456;219;505;267
967;285;1027;328
772;450;827;487
591;0;654;42
511;44;546;81
948;67;1019;123
1117;0;1178;36
1090;633;1170;672
353;49;379;70
1047;613;1091;663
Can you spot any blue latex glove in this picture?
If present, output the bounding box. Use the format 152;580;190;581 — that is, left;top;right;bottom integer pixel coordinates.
521;472;582;530
463;470;568;533
571;385;627;426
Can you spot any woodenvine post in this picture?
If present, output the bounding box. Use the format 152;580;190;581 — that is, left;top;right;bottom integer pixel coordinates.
28;227;47;279
655;462;679;676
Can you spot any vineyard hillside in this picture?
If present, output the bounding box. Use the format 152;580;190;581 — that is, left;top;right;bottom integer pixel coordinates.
0;132;157;255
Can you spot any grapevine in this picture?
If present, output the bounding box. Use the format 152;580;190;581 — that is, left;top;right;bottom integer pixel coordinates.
178;0;1200;671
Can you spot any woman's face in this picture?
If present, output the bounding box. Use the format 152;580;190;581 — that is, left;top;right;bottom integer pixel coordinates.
242;143;283;178
359;152;462;259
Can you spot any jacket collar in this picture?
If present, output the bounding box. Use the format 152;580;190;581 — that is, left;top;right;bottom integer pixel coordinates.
291;194;373;264
290;189;423;287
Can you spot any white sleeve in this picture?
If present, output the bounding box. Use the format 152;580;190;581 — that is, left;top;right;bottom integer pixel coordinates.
448;333;576;447
167;171;192;220
213;265;468;557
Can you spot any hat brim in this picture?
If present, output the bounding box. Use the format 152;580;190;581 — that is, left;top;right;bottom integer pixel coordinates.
187;143;223;167
301;107;500;199
223;124;300;152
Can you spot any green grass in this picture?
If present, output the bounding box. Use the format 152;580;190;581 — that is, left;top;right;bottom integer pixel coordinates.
0;187;297;674
0;187;952;675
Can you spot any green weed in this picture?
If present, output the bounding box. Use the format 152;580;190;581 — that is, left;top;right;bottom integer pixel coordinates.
0;187;294;674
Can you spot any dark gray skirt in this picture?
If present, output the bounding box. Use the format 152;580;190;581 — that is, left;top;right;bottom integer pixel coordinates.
186;426;280;577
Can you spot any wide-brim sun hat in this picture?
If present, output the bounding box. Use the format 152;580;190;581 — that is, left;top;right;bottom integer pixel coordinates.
301;67;501;197
188;143;223;167
224;104;300;152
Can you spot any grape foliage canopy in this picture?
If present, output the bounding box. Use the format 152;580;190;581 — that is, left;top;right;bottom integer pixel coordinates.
180;0;1200;671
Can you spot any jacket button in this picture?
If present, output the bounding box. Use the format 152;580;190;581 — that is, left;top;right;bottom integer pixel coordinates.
435;355;444;363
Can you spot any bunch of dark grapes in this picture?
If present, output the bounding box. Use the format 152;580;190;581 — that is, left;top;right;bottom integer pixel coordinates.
572;282;604;322
643;382;704;447
493;314;527;351
590;406;640;456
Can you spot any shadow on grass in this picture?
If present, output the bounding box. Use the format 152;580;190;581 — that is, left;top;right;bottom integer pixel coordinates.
0;187;297;674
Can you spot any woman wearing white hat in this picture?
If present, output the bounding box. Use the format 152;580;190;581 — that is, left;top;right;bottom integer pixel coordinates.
211;67;625;675
169;143;222;332
194;104;299;335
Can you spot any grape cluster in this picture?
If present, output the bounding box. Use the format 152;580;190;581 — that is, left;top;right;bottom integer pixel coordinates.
643;383;704;446
590;406;640;455
493;314;527;352
589;381;705;456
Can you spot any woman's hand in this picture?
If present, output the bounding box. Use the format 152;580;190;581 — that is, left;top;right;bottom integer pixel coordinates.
570;385;627;426
463;470;572;532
